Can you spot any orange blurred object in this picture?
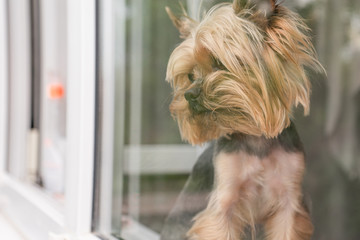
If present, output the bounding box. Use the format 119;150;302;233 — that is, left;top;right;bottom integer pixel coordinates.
48;83;65;99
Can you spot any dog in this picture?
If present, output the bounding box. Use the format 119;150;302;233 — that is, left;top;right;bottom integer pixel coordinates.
165;0;324;239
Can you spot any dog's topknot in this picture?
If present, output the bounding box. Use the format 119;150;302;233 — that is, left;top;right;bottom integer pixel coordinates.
166;0;324;145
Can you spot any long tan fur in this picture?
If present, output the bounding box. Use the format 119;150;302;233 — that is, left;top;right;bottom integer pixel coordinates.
166;0;323;144
165;0;323;239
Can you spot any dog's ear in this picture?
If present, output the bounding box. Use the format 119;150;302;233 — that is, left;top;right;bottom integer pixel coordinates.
232;0;249;14
262;2;324;116
165;6;196;39
269;0;277;11
233;0;276;15
259;0;277;18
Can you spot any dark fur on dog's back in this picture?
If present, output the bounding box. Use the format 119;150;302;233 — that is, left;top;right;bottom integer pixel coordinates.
216;121;304;158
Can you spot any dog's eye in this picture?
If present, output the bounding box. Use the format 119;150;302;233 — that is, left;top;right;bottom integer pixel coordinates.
212;59;227;71
188;73;195;83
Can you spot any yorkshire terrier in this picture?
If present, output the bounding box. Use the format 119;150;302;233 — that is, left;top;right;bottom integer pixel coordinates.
165;0;323;239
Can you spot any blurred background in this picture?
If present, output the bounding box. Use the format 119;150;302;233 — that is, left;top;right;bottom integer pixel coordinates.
0;0;359;240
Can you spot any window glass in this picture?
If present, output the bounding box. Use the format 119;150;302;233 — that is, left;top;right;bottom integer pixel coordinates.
100;0;360;239
38;0;67;197
6;0;67;199
111;0;199;237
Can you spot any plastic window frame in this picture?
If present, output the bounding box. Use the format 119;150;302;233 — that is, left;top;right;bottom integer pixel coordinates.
0;0;101;239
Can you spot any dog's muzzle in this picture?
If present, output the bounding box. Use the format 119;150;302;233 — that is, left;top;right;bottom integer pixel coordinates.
184;87;208;113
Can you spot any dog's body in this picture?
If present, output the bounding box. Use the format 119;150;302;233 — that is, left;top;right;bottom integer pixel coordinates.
188;122;312;240
165;0;323;239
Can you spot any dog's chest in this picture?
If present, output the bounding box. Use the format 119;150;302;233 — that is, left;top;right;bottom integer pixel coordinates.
212;123;306;216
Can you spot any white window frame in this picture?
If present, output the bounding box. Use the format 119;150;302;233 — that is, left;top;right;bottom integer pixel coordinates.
0;0;206;239
0;0;8;174
0;0;100;239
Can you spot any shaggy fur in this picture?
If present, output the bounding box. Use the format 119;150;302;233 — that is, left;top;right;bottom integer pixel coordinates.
165;0;324;239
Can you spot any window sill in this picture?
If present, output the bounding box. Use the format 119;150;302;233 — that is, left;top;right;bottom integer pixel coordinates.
0;211;26;240
0;174;64;240
0;173;101;240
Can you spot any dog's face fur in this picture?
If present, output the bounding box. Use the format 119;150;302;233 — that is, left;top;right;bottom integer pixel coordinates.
166;0;323;145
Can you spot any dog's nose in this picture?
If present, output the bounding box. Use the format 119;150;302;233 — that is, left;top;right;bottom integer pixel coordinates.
184;87;201;101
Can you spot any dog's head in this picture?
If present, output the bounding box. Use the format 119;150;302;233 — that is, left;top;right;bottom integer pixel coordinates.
166;0;323;145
